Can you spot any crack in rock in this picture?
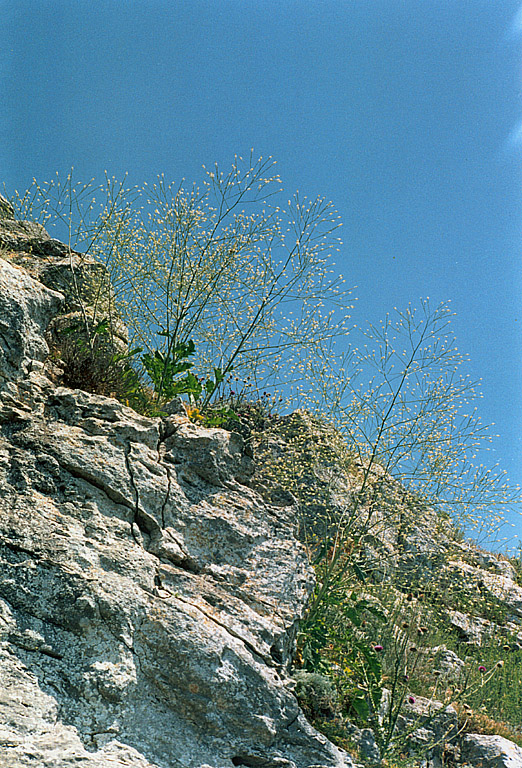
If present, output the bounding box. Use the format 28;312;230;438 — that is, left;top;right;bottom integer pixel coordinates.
173;593;274;668
123;440;151;547
57;460;133;509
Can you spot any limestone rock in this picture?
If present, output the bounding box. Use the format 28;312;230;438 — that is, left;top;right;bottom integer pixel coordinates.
445;559;522;620
0;214;353;768
0;256;63;382
0;203;127;357
3;203;522;767
469;548;518;582
0;379;353;767
394;696;459;768
435;647;465;680
446;610;495;645
460;733;522;768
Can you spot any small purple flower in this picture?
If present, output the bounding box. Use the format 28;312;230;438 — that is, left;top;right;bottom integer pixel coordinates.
478;665;486;673
373;644;384;652
408;696;416;704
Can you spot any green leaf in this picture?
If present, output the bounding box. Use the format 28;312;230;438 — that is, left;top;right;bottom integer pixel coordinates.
171;340;196;361
350;694;369;722
183;372;203;399
93;318;110;336
351;561;367;583
202;406;238;427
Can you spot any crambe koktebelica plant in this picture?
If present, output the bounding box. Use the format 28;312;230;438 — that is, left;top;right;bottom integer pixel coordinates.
11;153;352;410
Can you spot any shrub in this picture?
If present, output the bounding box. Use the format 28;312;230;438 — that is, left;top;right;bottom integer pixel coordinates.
293;671;340;720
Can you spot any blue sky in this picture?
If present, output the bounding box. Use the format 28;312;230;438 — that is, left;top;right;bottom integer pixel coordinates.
2;0;522;545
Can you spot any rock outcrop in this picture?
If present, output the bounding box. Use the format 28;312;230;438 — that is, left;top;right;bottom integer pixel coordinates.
0;202;354;767
460;734;522;768
251;411;522;766
1;199;521;768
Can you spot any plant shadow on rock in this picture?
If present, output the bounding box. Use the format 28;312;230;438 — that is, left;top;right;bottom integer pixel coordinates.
48;317;158;415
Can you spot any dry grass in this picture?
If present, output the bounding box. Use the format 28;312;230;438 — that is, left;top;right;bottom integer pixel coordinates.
453;702;522;747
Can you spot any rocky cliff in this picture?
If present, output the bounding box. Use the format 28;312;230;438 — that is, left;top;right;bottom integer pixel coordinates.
250;413;522;766
0;198;353;768
1;198;522;768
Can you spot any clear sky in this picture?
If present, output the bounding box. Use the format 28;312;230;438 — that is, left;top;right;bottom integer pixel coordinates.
2;0;522;545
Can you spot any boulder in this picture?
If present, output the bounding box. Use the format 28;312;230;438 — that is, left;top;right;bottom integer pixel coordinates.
460;733;522;768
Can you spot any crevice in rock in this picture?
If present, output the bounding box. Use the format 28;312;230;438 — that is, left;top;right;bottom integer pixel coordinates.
283;713;300;731
55;459;132;509
8;632;64;660
158;462;171;530
1;537;41;559
157;547;201;575
39;644;64;659
122;442;198;576
123;440;146;546
1;592;77;642
231;755;282;767
155;428;168;529
269;642;284;666
173;593;273;667
0;328;13;353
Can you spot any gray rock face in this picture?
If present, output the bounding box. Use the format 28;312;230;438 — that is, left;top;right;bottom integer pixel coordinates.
394;696;458;768
460;733;522;768
445;559;522;621
0;202;127;356
3;206;522;768
0;257;63;382
0;218;353;767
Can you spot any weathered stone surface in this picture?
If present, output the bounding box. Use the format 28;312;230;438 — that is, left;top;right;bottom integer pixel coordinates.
3;206;522;768
0;202;126;353
445;559;522;620
469;548;518;582
0;257;63;382
446;610;494;645
393;697;459;768
460;733;522;767
0;215;50;250
0;218;353;768
430;646;465;682
0;379;354;767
